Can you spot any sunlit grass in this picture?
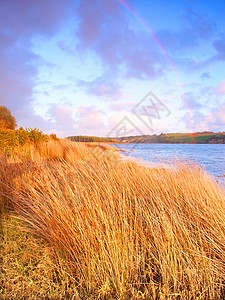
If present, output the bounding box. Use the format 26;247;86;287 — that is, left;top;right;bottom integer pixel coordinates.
1;139;225;299
0;216;77;299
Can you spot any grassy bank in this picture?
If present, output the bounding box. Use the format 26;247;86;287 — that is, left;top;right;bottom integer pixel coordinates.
1;139;225;299
117;132;225;144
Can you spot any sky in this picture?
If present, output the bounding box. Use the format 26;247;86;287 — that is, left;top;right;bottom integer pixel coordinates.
0;0;225;138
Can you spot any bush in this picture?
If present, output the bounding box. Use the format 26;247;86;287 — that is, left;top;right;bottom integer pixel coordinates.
0;129;19;151
0;127;49;152
26;128;49;143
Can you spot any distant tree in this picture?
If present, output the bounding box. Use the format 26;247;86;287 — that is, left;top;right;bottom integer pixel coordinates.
0;105;17;130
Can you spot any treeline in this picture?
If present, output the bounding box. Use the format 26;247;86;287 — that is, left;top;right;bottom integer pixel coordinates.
68;135;117;143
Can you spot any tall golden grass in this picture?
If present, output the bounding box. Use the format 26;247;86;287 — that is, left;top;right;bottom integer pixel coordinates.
1;139;225;299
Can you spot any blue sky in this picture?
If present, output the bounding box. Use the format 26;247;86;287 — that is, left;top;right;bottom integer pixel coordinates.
0;0;225;137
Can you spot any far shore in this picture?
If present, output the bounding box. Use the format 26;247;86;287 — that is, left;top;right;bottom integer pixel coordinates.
68;131;225;144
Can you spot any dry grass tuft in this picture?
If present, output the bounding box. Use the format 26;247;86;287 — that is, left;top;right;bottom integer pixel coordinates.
0;139;225;299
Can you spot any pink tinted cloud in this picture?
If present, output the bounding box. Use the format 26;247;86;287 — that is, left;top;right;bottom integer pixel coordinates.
48;105;75;130
209;102;225;126
217;80;225;97
181;101;225;132
0;0;73;128
48;105;106;137
181;92;202;110
110;101;135;112
76;106;105;134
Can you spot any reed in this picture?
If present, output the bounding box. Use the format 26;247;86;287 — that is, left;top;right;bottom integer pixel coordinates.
1;139;225;299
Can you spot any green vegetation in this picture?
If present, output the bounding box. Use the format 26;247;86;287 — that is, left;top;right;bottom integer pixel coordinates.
118;132;225;144
68;135;118;143
0;127;49;152
68;132;225;144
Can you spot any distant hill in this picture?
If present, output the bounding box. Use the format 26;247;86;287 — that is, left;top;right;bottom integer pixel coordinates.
117;132;225;144
68;132;225;144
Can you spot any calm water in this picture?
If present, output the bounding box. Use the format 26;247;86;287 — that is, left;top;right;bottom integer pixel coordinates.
111;143;225;182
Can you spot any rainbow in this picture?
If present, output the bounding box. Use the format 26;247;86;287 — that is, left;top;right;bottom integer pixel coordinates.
116;0;196;142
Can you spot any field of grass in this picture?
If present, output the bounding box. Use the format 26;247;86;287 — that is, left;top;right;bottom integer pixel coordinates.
1;138;225;299
118;132;225;144
166;133;219;143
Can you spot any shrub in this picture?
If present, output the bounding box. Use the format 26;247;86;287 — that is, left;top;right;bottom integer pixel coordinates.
0;127;49;152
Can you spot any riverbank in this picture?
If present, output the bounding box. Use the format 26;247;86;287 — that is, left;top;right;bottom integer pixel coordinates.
1;139;225;299
112;143;225;187
67;132;225;144
117;132;225;144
